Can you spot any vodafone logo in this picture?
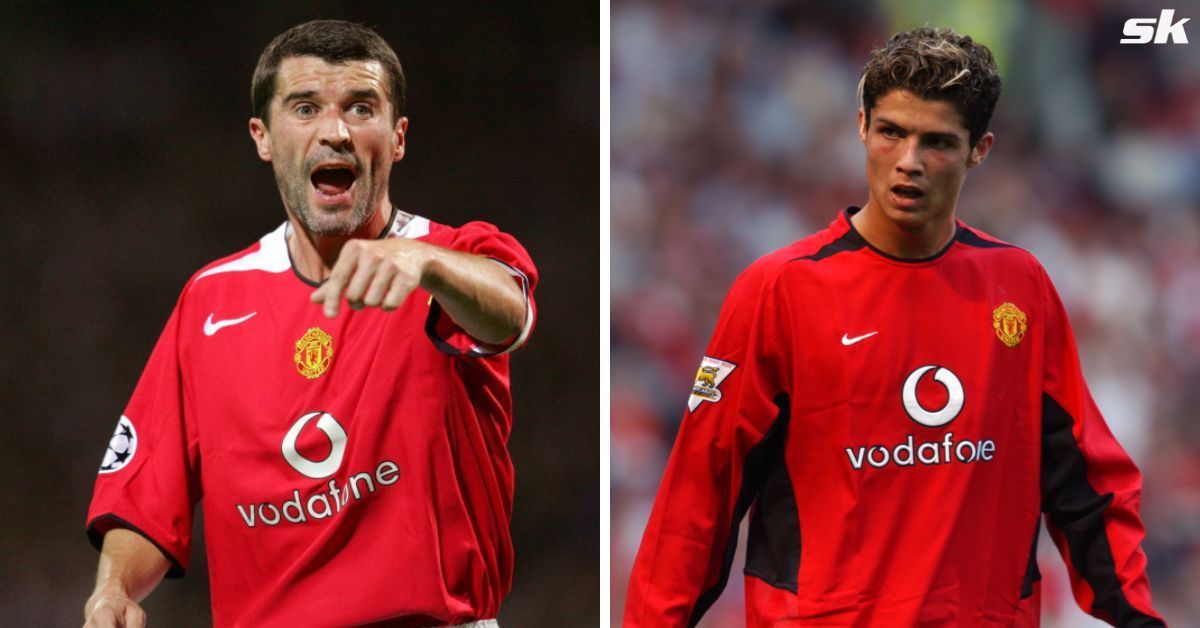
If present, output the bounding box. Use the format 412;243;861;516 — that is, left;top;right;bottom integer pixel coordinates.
282;412;347;479
901;366;964;427
844;365;995;471
234;411;402;529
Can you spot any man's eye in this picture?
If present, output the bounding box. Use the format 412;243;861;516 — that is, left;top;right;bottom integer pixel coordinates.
296;104;316;117
881;127;901;138
351;104;373;116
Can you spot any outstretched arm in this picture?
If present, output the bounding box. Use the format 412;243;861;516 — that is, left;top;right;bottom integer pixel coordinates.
310;237;526;344
83;529;170;628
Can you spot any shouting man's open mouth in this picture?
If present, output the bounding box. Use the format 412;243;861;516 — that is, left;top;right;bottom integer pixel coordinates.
310;162;358;205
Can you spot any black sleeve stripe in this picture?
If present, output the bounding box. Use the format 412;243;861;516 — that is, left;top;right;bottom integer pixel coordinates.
688;394;791;627
1020;517;1042;599
425;299;468;357
86;513;186;579
484;259;533;355
744;405;801;592
1040;393;1163;627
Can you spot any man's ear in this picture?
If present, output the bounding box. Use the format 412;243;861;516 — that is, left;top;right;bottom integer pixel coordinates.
858;109;868;144
393;116;409;162
249;118;272;162
967;131;994;168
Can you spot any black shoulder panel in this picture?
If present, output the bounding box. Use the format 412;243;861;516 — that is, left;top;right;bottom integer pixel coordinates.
793;230;866;263
956;226;1016;250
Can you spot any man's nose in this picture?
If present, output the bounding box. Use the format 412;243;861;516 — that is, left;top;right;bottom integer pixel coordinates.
317;112;352;149
895;138;923;176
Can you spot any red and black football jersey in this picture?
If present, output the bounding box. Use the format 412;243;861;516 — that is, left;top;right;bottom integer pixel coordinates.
625;208;1162;627
87;209;536;627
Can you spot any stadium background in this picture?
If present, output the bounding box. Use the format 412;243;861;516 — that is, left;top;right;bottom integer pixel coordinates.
611;0;1198;625
0;3;598;626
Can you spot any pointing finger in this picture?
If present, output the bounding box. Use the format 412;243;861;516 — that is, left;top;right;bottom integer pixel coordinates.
343;251;381;307
320;243;361;318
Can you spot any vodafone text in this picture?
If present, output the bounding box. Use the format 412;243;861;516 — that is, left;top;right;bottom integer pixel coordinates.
236;459;400;527
1121;10;1190;44
846;433;996;470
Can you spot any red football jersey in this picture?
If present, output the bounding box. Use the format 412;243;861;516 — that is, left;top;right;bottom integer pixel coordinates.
87;210;537;627
625;208;1162;627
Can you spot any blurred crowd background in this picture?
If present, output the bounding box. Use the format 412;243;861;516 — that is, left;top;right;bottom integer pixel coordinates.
0;3;597;626
612;0;1198;625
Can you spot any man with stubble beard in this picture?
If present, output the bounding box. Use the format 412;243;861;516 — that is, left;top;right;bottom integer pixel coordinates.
84;20;536;627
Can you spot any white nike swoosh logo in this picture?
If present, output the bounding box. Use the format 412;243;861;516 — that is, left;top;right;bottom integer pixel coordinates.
204;312;257;336
841;331;878;346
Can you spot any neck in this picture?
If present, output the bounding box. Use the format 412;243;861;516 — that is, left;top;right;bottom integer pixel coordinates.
851;200;957;260
288;202;392;282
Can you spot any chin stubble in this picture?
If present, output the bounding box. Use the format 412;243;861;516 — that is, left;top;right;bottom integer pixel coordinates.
279;161;378;237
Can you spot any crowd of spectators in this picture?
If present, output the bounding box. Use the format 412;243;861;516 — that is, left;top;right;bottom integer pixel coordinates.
611;0;1200;625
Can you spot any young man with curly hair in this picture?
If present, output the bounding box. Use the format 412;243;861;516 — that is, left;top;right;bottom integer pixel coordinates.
625;27;1162;627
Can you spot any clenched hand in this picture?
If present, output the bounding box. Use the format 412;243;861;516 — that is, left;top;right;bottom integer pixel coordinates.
84;593;147;628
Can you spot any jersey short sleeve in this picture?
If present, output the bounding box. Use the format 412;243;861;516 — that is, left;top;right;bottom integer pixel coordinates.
86;290;201;577
425;221;538;357
626;258;794;626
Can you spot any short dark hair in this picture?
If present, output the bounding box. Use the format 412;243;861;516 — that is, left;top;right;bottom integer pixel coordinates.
859;27;1001;146
252;20;406;126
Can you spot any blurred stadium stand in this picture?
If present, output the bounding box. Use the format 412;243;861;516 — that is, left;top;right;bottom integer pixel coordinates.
0;3;598;626
611;0;1199;625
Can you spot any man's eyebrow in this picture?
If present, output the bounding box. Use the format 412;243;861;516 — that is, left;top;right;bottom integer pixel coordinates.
874;117;961;142
349;88;383;101
282;90;317;104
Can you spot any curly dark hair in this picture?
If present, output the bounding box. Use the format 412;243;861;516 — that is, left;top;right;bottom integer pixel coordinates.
252;20;406;126
859;27;1001;146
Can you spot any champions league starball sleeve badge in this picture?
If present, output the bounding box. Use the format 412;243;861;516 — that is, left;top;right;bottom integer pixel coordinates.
99;415;138;474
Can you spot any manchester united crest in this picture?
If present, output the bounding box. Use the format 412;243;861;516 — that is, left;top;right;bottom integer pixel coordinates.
294;327;333;379
992;302;1027;348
